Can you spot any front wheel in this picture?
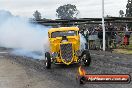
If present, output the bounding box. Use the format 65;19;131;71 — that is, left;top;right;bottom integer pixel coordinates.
45;52;51;69
81;50;91;66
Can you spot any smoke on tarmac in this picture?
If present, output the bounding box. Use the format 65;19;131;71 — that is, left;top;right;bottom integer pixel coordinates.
0;10;50;59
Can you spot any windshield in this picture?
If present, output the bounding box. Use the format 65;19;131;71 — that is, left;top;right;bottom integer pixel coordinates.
51;31;77;38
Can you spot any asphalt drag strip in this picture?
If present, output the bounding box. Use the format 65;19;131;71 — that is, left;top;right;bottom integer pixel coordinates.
0;49;131;88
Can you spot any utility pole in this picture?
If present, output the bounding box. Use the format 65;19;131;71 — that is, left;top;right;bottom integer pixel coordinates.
102;0;105;51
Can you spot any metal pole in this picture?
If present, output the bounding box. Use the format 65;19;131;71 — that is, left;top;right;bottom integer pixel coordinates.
102;0;105;51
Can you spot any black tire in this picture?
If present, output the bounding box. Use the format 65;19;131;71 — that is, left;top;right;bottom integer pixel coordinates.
80;76;87;84
45;52;51;69
81;50;91;66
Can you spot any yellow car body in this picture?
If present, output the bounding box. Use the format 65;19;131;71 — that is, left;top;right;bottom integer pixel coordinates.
48;27;80;65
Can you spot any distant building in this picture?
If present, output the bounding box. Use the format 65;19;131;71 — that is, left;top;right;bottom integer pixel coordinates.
88;34;100;50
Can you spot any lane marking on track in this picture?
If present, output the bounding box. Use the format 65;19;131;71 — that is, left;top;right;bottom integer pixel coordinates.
93;54;96;55
91;53;129;60
115;57;119;59
0;52;8;54
110;56;113;57
91;54;105;57
0;56;3;57
91;54;120;59
100;55;105;57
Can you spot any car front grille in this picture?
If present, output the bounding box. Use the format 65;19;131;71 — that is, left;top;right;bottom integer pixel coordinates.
60;43;73;63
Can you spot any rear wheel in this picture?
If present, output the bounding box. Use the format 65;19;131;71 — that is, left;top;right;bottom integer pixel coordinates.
81;50;91;66
45;52;51;69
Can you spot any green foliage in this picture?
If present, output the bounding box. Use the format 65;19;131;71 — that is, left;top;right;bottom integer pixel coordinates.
119;10;124;17
126;0;132;28
56;4;79;19
33;10;41;20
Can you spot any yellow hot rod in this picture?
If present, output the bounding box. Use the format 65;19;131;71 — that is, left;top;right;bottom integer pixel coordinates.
45;27;91;69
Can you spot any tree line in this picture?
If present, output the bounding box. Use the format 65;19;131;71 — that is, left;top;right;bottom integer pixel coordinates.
33;0;132;21
33;4;79;20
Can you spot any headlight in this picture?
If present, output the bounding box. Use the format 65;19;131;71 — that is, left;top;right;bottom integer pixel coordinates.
52;52;58;58
61;40;68;43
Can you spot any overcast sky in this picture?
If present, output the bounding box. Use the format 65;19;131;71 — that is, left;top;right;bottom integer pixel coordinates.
0;0;128;19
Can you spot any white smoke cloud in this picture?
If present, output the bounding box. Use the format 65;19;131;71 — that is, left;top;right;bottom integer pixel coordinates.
0;10;50;59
